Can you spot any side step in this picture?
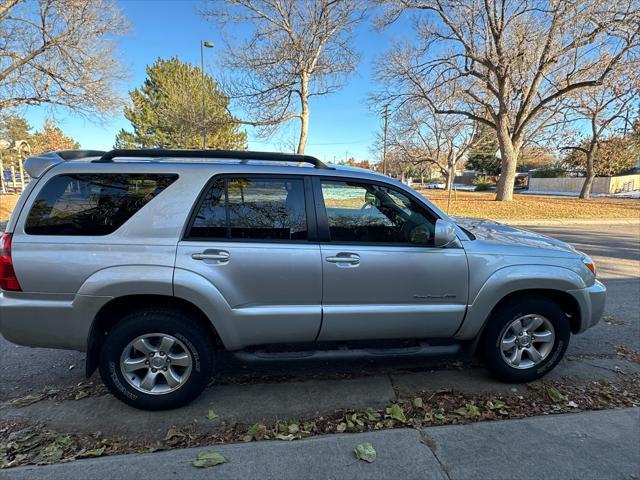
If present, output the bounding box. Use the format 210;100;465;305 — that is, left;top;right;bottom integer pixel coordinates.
232;341;462;363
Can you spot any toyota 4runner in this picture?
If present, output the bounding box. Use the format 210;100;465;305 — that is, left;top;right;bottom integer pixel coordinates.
0;149;606;410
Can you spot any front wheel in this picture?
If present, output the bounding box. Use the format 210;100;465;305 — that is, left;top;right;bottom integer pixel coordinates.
99;308;214;410
479;296;570;383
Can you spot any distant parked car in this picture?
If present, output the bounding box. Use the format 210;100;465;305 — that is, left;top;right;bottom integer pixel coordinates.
0;149;605;410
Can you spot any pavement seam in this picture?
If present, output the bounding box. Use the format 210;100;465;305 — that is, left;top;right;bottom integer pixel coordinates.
387;374;400;401
418;430;452;480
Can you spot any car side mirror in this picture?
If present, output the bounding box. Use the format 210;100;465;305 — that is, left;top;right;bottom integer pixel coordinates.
434;219;458;248
364;191;380;208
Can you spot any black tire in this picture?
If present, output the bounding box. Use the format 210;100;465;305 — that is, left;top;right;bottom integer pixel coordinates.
99;308;214;410
479;296;570;383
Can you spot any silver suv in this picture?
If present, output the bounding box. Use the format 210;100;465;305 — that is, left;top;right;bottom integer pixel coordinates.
0;149;606;410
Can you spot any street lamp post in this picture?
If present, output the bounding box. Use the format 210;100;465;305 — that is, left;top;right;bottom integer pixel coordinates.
200;40;214;149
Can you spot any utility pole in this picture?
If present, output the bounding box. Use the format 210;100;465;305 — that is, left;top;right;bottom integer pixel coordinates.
200;40;214;149
382;103;389;175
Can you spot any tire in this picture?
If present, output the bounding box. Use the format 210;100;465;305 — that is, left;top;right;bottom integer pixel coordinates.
479;296;570;383
99;308;214;410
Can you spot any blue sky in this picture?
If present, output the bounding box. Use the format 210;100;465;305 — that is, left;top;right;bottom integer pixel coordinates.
22;0;410;163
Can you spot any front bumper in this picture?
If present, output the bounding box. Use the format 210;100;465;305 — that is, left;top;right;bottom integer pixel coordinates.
568;280;607;333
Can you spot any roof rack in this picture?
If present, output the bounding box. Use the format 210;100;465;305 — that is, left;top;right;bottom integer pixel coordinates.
94;149;333;170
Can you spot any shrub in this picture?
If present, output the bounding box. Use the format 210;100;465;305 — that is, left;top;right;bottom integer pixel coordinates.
531;167;565;178
473;175;494;191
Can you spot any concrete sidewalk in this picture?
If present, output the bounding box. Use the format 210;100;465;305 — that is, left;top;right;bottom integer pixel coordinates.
3;408;638;480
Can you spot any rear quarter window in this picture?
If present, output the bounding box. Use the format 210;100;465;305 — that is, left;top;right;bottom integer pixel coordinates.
25;173;178;235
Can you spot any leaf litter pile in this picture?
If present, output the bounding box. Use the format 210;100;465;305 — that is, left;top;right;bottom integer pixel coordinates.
7;381;107;407
2;374;639;469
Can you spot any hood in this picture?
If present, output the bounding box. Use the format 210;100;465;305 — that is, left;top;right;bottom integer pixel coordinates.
454;217;578;254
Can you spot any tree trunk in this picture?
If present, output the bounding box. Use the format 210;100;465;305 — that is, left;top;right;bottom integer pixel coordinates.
297;106;309;154
494;123;520;201
297;77;309;154
445;170;453;191
579;151;595;200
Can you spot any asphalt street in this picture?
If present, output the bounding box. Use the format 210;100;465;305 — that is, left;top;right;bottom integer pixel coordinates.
1;223;638;402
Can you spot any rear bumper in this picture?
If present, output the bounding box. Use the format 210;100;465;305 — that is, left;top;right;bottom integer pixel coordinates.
0;291;108;351
568;280;607;333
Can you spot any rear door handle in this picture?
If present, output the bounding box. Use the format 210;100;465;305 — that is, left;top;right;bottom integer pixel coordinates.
325;253;360;265
192;251;230;262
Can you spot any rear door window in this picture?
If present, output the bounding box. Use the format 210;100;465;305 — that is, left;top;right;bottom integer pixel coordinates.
188;176;308;241
25;173;178;235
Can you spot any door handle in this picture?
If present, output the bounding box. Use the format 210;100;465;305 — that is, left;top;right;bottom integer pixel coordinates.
325;254;360;265
192;251;230;261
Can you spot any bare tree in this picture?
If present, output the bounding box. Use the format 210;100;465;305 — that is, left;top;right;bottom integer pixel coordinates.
376;0;640;201
562;65;639;199
0;0;126;116
387;102;475;190
202;0;366;154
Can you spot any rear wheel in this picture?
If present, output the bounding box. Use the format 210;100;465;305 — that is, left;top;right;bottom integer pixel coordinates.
99;308;213;410
480;296;570;383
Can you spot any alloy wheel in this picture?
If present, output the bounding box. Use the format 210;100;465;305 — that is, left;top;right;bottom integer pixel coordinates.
500;314;555;369
119;333;193;395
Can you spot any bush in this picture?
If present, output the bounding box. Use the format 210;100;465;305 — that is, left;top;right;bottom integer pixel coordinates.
531;167;565;178
473;175;495;191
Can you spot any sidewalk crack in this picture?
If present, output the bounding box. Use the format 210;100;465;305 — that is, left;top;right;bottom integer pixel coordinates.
419;430;452;480
387;374;400;401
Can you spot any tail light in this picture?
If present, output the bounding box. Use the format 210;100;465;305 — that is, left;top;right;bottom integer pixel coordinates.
0;233;21;291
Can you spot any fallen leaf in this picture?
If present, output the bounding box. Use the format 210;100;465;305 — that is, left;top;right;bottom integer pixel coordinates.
206;410;219;420
243;423;268;442
486;399;506;410
192;451;227;468
164;427;188;446
336;422;347;433
364;408;381;421
433;408;446;421
546;386;567;403
77;446;106;458
386;404;407;423
413;397;424;408
74;390;90;400
9;393;46;407
353;442;377;463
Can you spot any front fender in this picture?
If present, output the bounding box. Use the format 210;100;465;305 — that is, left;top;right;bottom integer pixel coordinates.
455;264;588;340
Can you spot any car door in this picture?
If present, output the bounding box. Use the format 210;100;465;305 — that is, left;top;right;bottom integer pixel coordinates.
175;174;322;348
315;178;468;341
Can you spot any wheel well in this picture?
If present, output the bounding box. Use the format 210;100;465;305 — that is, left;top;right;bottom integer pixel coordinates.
463;288;581;355
85;295;223;377
488;289;581;333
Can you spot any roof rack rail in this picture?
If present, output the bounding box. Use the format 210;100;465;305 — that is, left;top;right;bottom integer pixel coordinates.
94;149;333;170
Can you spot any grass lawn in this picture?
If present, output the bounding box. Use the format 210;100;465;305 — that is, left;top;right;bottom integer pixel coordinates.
417;189;639;221
1;190;639;225
0;194;19;223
